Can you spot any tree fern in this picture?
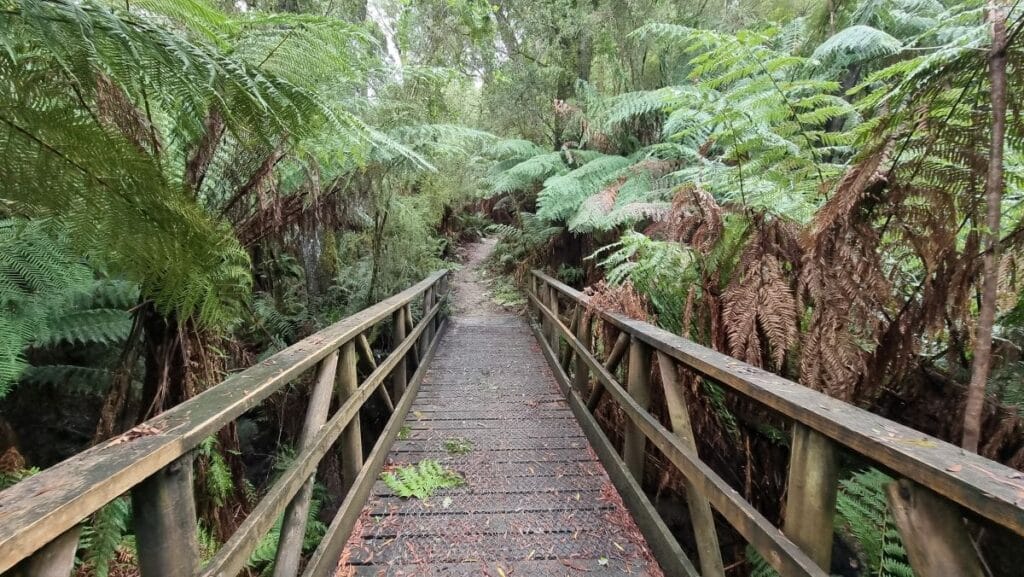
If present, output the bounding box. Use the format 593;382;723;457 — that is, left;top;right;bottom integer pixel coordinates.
835;468;915;577
79;496;132;577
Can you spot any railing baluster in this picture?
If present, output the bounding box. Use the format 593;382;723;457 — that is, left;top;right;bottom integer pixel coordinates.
623;336;651;481
357;333;394;412
560;305;580;369
656;351;725;577
132;455;200;577
886;480;985;577
12;526;80;577
548;285;560;353
404;305;420;367
392;306;408;399
573;311;592;393
587;331;629;411
782;423;839;570
274;351;340;577
338;340;363;493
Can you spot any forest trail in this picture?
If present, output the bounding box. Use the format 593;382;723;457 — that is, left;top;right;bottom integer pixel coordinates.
337;240;663;576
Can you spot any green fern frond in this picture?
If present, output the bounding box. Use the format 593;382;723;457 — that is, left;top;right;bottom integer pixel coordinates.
380;459;465;501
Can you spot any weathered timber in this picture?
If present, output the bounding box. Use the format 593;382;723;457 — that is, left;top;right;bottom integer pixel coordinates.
573;311;592;394
273;351;340;577
656;351;726;577
12;526;80;577
560;306;580;369
531;320;698;577
533;270;1024;537
339;340;363;494
301;318;448;577
392;307;408;399
783;424;839;571
0;271;447;573
529;290;826;577
404;306;420;367
624;337;652;481
132;454;200;577
355;333;394;412
886;479;985;577
548;284;560;352
586;331;629;411
197;296;445;577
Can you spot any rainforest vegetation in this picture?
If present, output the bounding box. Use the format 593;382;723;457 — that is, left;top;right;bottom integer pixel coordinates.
2;0;1024;575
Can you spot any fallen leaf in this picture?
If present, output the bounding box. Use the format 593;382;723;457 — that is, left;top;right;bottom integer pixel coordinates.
947;464;962;473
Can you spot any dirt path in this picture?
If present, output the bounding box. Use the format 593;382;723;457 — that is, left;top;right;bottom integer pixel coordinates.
450;237;505;317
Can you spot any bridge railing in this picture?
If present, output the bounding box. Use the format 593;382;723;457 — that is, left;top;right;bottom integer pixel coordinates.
0;270;451;577
529;269;1023;577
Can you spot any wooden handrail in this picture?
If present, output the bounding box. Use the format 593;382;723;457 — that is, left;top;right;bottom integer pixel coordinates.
529;269;1023;577
0;270;450;576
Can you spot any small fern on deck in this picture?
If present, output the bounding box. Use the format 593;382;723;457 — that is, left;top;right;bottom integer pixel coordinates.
380;460;465;500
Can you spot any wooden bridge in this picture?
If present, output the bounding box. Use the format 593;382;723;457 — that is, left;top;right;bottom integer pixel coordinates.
2;269;1024;577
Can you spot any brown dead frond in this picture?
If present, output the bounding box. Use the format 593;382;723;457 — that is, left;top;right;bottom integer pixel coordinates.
647;184;724;254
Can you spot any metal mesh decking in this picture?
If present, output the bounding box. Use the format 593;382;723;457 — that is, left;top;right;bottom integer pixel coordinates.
338;314;663;577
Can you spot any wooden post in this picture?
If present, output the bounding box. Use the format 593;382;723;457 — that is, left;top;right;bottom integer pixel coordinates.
273;351;339;577
420;287;434;353
548;285;560;353
338;341;363;494
132;454;200;577
538;280;549;337
405;306;420;368
886;479;985;577
392;307;408;399
623;336;651;481
12;526;80;577
573;311;592;394
656;352;725;577
782;423;839;570
587;332;629;411
560;306;580;369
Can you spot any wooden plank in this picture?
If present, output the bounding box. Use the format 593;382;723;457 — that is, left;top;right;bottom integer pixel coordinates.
532;270;1024;537
587;331;629;411
783;424;839;571
339;340;363;494
302;319;449;577
529;321;698;577
392;307;408;399
11;526;80;577
197;298;444;577
624;337;651;481
132;455;199;577
657;351;726;577
273;351;340;577
530;292;826;577
886;479;985;577
573;311;592;394
0;270;447;573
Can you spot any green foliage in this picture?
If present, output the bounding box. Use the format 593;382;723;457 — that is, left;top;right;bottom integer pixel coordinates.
397;425;412;440
443;437;474;454
0;219;93;394
79;497;132;577
593;232;695;333
489;276;526;308
198;436;234;507
380;460;465;500
835;468;914;577
0;466;39;490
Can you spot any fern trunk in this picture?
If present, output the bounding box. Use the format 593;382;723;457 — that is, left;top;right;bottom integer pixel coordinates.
963;2;1009;453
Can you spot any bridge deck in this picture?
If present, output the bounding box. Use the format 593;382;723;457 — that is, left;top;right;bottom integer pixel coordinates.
338;313;663;576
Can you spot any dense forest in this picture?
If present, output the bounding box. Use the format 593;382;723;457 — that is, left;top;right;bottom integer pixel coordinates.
2;0;1023;575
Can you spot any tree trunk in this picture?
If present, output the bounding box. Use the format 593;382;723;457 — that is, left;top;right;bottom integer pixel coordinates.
963;2;1008;452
